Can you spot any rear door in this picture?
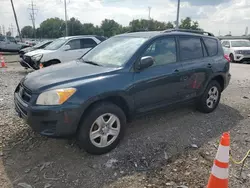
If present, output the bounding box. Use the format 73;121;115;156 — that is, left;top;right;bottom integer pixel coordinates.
178;36;213;100
133;36;184;113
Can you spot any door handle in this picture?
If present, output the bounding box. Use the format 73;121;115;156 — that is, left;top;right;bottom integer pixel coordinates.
174;69;179;73
207;63;212;68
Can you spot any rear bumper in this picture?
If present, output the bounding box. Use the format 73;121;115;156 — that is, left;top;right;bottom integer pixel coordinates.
14;92;82;137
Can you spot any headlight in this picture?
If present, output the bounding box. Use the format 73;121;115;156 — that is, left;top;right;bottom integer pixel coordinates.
36;88;76;105
235;50;242;54
31;54;43;62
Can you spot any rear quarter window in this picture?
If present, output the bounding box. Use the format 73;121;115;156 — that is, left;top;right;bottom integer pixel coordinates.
203;38;218;56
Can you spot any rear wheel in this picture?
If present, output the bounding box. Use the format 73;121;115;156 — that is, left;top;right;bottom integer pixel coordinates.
229;54;235;63
197;80;221;113
77;102;126;155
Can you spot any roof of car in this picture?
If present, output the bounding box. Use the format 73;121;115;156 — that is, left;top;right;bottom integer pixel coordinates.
116;29;215;39
58;35;103;40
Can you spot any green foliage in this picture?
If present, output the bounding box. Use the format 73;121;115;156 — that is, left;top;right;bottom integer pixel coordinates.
21;26;33;38
179;17;201;30
39;17;65;38
21;17;201;38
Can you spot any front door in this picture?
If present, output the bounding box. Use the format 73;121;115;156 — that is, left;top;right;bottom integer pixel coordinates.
132;36;183;113
61;39;84;62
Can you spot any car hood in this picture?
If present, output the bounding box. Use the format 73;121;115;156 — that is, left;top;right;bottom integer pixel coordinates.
25;49;55;57
231;47;250;50
23;60;118;92
20;46;34;53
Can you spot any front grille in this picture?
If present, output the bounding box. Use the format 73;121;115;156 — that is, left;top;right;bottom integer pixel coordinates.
242;50;250;55
19;85;32;103
23;55;31;63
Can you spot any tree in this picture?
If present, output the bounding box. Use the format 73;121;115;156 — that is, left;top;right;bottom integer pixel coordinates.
179;17;201;30
6;31;11;36
81;23;96;35
39;17;65;38
100;19;122;37
68;17;82;36
21;26;33;38
129;19;174;32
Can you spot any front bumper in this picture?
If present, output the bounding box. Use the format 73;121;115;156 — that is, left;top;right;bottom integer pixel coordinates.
234;54;250;62
14;92;82;137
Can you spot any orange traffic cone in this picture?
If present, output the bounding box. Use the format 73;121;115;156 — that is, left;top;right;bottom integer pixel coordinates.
39;63;43;69
207;132;230;188
0;53;7;68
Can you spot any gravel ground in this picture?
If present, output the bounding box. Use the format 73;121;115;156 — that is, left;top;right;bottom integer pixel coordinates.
1;62;250;188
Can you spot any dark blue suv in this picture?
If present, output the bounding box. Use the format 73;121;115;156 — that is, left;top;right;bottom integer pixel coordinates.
14;29;231;154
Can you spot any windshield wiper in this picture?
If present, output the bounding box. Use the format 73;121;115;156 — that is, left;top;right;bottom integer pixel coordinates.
82;60;101;66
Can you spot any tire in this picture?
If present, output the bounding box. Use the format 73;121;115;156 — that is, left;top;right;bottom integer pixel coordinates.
43;60;60;68
77;102;126;155
196;80;221;113
229;54;234;63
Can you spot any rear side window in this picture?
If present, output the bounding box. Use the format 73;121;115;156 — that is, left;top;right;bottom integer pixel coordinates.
203;38;218;56
179;37;203;61
80;39;97;49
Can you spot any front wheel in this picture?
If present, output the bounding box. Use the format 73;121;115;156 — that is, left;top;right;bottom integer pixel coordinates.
77;102;126;155
197;80;221;113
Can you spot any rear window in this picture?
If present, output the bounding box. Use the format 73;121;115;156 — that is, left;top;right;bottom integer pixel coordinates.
203;38;218;56
179;37;203;61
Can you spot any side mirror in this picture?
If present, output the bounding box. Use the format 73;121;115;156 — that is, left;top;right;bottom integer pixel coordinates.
137;56;154;70
62;45;70;51
224;44;230;48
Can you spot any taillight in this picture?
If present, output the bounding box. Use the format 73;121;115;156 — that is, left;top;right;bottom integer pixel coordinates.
224;54;230;63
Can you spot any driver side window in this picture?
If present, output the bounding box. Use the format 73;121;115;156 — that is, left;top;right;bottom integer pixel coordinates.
66;39;81;50
142;37;177;67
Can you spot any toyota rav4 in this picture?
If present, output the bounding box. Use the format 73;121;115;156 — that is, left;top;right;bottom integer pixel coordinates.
14;29;231;154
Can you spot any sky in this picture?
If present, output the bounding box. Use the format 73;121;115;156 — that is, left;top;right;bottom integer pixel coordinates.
0;0;249;36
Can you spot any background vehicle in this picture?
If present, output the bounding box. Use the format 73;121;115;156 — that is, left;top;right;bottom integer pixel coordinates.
221;39;250;63
0;35;29;52
19;40;53;69
14;29;231;155
21;35;106;70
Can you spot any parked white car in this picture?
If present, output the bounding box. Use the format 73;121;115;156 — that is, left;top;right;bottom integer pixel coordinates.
0;35;29;52
21;35;106;69
221;39;250;63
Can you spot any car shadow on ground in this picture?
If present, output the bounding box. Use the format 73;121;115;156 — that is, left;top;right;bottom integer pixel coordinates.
2;103;243;188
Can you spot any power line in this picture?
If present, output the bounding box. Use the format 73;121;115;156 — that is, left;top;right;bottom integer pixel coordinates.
64;0;69;36
10;0;22;41
28;0;38;39
148;6;151;20
176;0;180;29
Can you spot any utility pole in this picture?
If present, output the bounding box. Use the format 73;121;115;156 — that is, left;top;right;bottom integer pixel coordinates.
10;0;22;41
175;0;180;29
64;0;68;36
2;25;5;35
148;7;151;20
28;0;37;39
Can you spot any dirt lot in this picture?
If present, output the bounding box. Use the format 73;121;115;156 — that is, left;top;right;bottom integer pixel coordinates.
1;62;250;188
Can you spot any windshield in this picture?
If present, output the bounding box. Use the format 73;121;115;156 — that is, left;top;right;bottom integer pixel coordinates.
82;36;147;67
231;41;250;47
44;38;67;50
33;41;51;48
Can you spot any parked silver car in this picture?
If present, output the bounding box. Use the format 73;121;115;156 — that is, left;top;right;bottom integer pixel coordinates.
0;35;29;52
